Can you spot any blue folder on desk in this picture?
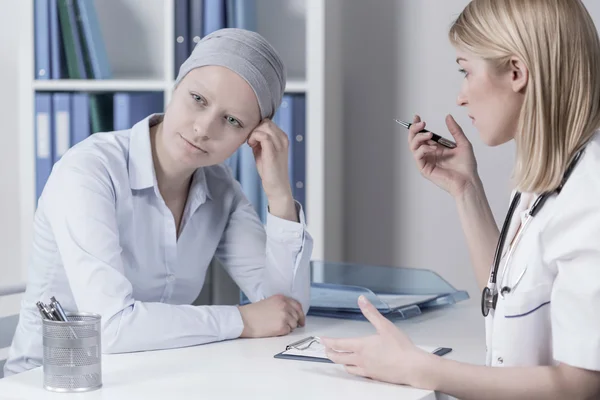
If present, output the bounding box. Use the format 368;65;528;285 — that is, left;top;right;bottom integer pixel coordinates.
307;261;469;321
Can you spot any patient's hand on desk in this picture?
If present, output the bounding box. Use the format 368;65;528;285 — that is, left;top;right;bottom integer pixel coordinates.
237;294;305;338
321;295;431;387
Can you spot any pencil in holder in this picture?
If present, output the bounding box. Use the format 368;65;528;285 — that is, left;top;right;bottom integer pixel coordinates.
42;312;102;392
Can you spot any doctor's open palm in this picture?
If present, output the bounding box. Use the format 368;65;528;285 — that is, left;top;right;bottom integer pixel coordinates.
408;114;478;198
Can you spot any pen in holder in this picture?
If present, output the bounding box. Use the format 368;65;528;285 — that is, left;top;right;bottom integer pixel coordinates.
50;296;69;322
38;298;102;392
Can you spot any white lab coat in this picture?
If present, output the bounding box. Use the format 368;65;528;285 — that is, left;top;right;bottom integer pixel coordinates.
485;131;600;370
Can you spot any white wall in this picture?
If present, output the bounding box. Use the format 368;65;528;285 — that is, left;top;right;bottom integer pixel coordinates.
340;0;515;297
0;0;24;317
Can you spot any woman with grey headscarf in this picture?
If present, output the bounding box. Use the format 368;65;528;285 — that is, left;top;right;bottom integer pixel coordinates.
4;28;313;377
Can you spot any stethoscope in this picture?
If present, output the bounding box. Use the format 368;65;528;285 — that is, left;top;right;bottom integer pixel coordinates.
481;147;586;317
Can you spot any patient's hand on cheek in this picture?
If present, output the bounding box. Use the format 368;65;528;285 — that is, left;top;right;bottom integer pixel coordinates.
247;119;298;222
237;294;305;338
247;119;293;201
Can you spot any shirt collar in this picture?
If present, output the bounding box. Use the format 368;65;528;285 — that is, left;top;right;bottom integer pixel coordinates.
187;167;212;212
128;114;158;190
128;114;212;202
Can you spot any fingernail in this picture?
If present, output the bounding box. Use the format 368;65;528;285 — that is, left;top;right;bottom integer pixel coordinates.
358;295;367;305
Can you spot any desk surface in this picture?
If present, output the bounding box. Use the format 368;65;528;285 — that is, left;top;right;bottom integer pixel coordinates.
0;300;484;400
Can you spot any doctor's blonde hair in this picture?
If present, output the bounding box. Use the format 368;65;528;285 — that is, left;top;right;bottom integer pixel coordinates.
449;0;600;193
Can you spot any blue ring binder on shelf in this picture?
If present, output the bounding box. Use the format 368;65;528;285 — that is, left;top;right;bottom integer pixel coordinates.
239;261;470;321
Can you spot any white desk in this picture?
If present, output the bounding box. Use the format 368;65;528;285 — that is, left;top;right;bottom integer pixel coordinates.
0;300;484;400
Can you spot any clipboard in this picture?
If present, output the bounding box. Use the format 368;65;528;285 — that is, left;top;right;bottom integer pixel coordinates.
274;336;452;363
274;336;334;363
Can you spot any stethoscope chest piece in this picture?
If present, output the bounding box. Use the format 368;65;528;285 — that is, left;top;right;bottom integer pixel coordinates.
481;286;496;317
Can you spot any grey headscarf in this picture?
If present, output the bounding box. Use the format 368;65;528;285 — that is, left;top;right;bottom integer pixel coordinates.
174;28;287;120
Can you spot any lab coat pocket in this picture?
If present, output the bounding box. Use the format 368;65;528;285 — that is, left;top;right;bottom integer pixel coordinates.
499;282;553;366
502;282;552;318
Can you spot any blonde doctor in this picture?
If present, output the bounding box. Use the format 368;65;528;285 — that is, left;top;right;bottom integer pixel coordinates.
321;0;600;398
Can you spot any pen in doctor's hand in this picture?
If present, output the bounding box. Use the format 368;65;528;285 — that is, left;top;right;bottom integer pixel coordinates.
394;119;457;149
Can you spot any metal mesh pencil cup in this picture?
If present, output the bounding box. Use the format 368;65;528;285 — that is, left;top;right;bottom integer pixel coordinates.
42;312;102;392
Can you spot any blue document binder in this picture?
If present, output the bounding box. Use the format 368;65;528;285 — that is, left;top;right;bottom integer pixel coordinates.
307;261;470;321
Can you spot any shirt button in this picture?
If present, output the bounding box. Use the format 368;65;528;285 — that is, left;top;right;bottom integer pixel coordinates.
497;357;504;365
167;274;175;283
294;232;301;239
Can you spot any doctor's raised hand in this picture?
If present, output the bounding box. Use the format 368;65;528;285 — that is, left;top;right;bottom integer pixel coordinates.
408;114;478;198
409;113;498;291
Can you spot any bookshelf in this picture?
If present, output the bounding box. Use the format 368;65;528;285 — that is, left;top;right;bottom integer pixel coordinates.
32;78;308;93
17;0;343;287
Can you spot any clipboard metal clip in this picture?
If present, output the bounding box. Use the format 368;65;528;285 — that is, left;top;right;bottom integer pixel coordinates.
285;336;321;351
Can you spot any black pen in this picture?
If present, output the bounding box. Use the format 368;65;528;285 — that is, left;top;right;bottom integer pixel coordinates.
394;119;457;149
